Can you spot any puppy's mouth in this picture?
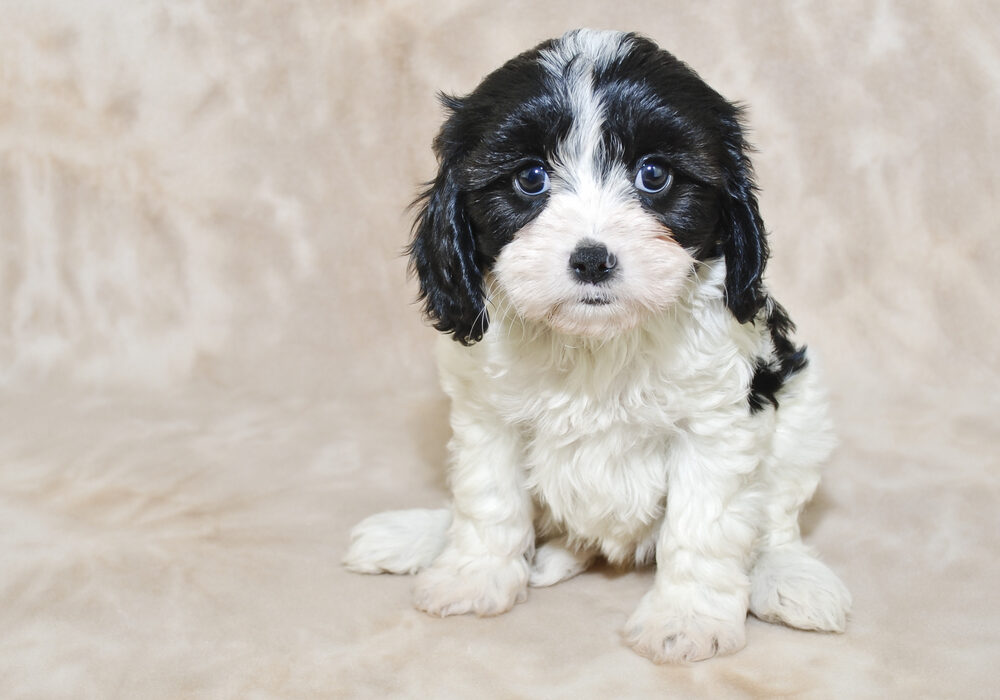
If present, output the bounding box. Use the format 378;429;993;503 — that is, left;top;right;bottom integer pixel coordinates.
541;292;644;338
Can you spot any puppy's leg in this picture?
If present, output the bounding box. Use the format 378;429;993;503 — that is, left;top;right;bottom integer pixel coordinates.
625;422;759;663
412;399;533;617
749;369;850;632
529;536;597;587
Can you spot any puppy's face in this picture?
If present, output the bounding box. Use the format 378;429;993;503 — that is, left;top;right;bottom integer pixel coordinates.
411;30;768;343
488;160;696;337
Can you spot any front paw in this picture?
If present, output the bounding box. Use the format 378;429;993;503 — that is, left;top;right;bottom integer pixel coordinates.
413;555;529;617
624;587;747;663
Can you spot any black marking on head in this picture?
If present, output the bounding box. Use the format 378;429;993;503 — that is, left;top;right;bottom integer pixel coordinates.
408;42;571;344
593;42;725;259
590;34;770;322
748;300;809;412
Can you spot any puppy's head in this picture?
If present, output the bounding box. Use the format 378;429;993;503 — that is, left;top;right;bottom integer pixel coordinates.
409;29;768;344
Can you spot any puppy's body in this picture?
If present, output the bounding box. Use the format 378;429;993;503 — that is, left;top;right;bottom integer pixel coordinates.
345;29;850;663
453;263;827;568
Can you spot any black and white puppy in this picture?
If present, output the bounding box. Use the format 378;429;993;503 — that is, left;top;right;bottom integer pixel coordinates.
345;29;850;663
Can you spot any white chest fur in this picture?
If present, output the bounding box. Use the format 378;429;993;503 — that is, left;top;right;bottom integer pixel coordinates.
524;416;672;563
494;328;692;564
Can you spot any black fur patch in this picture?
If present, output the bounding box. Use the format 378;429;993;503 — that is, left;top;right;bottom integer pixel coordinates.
748;300;809;412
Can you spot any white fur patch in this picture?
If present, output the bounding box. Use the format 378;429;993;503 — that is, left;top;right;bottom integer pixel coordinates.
491;188;695;337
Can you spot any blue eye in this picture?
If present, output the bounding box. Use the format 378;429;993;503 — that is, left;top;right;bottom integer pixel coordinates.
513;165;550;196
634;158;673;194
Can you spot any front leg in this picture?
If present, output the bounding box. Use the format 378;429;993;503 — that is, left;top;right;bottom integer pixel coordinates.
625;423;760;662
413;398;534;617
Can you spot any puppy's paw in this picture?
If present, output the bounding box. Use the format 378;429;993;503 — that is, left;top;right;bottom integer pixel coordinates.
529;538;596;588
624;587;747;663
750;547;851;632
413;554;529;617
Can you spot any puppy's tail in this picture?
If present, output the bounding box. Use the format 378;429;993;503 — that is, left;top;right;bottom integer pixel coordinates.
342;508;451;575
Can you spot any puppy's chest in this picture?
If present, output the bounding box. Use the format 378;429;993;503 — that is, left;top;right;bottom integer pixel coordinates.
497;369;677;552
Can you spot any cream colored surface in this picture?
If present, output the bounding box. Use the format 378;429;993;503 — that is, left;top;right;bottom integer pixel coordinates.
1;1;997;697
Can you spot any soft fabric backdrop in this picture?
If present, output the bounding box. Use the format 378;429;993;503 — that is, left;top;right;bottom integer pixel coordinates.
1;1;997;697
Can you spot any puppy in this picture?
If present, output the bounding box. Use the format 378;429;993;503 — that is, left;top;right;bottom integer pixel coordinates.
344;29;850;663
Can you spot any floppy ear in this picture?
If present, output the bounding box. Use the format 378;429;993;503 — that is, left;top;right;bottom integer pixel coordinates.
718;109;770;324
408;152;487;345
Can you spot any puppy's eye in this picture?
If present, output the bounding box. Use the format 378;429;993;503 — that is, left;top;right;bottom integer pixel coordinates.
634;158;673;194
513;165;550;196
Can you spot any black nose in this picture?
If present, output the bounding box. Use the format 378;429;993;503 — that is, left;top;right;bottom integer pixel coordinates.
569;243;617;284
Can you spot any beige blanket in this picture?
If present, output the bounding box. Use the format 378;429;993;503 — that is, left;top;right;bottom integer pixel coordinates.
2;1;998;697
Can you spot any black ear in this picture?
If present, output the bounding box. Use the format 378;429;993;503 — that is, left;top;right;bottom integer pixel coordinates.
408;156;486;345
718;110;769;324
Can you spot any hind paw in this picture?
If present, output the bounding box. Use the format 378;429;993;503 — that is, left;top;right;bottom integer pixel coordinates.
529;538;595;587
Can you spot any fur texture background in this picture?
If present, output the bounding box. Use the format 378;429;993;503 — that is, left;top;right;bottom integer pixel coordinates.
1;1;997;697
